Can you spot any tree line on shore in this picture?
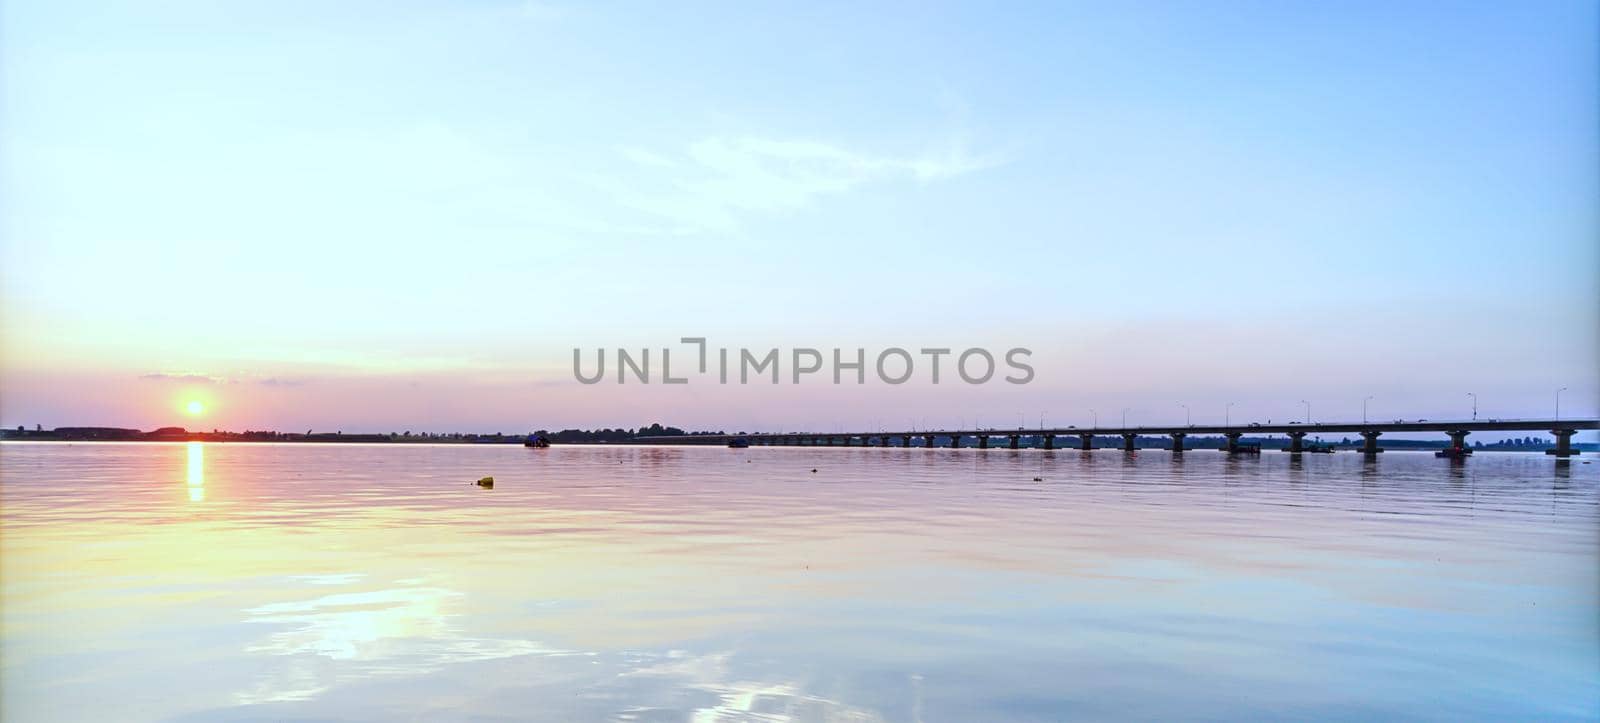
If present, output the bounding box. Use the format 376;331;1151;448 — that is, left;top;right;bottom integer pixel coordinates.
0;422;724;444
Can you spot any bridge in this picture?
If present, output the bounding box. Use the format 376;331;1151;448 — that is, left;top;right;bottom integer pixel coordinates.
636;418;1599;457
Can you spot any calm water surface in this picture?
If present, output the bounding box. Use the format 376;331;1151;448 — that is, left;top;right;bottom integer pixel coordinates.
2;442;1596;721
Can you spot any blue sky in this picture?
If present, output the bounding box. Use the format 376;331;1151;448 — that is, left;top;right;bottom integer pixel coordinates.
1;1;1595;434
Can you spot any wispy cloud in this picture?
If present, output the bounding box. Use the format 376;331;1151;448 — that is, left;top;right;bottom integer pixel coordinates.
515;0;567;21
140;372;311;387
614;145;677;168
140;372;221;384
601;133;1008;233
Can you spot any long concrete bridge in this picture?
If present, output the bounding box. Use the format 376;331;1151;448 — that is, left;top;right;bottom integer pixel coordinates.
637;418;1598;457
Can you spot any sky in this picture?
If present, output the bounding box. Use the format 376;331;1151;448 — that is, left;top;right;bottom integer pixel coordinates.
1;0;1596;436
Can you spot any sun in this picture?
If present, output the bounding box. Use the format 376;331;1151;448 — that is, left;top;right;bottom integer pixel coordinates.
185;400;205;416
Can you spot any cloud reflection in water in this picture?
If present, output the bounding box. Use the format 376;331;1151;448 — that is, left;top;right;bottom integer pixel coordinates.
236;580;568;705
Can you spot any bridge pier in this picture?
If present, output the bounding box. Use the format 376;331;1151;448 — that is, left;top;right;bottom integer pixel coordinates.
900;435;911;449
1121;433;1136;452
950;435;962;449
1043;434;1055;450
978;435;989;449
1223;432;1242;453
1286;431;1306;454
1009;435;1020;450
825;436;835;446
1170;432;1186;453
1446;430;1471;455
1079;434;1094;451
1360;430;1383;455
920;434;933;449
1547;429;1581;457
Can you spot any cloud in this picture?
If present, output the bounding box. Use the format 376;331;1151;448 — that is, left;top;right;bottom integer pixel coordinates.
140;372;221;384
515;0;567;21
139;372;312;387
604;134;1008;233
615;145;677;168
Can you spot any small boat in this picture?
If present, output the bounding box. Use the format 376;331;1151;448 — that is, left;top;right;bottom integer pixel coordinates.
1434;447;1472;459
1229;443;1262;455
524;435;550;448
1305;443;1335;453
727;437;750;449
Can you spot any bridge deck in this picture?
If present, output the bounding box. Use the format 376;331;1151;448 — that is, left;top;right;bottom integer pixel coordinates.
637;418;1598;444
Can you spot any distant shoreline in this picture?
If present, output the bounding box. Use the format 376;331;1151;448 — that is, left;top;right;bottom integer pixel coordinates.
0;424;720;446
1;427;1590;452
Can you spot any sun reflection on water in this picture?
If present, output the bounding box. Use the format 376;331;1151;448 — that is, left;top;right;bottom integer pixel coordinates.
186;442;204;502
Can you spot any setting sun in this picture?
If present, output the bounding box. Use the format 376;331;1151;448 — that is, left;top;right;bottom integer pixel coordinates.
185;400;204;415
